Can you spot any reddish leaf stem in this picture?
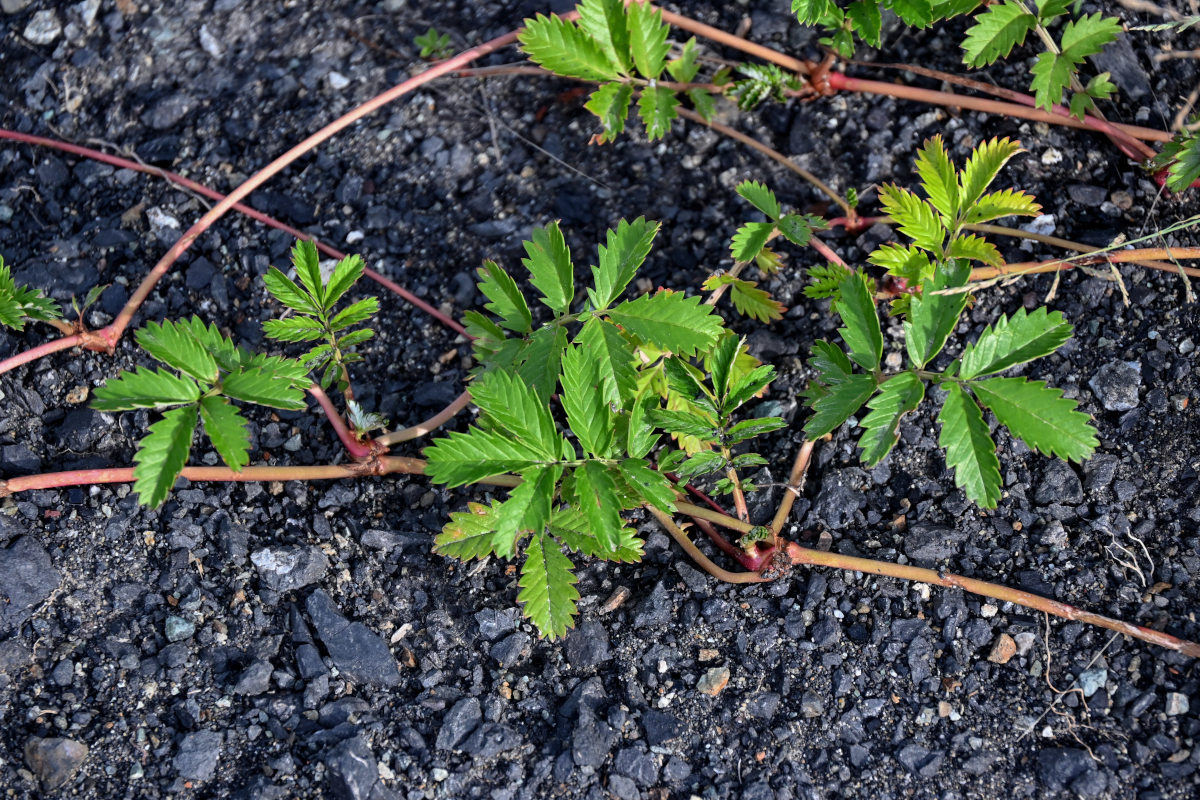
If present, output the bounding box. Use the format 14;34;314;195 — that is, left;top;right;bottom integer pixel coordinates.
308;383;374;459
376;390;472;446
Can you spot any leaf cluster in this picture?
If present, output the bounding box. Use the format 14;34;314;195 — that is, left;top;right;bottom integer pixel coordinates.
803;138;1096;507
792;0;975;58
0;255;62;331
427;219;784;637
519;0;716;142
414;27;452;59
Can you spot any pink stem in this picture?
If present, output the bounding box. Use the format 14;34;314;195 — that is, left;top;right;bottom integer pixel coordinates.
308;384;374;459
377;389;472;445
0;334;83;375
809;234;849;267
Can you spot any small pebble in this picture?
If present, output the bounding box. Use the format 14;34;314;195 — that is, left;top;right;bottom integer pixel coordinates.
987;634;1017;665
328;71;350;90
696;667;730;696
23;10;61;45
1166;693;1190;716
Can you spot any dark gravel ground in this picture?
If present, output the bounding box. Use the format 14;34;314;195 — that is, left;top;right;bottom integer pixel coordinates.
2;0;1199;798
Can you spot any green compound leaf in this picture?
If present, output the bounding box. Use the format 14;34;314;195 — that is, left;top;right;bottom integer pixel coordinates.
804;373;877;437
262;316;327;342
0;257;62;330
334;328;373;350
550;507;644;562
867;243;933;285
329;297;380;331
915;135;959;220
523;220;575;316
1030;50;1077;111
135;318;219;384
730;222;775;262
809;339;854;384
709;332;740;405
625;391;660;460
945;233;1003;265
970;377;1098;462
133;404;198;508
857;372;925;465
469;368;561;457
589;217;659;311
289;239;326;308
560;343;614;457
727;416;789;444
663;356;717;416
518;531;580;640
674;449;726;480
1036;0;1071;22
803;263;854;300
647;408;719;439
887;0;934;27
1060;12;1122;60
199;395;250;472
777;213;823;246
627;0;670;79
478;260;532;334
965;187;1042;225
736;181;782;219
904;258;970;369
585;81;633;143
91;367;201;411
424;427;555;487
959;307;1073;379
323;254;366;309
519;12;620;81
960;137;1025;210
879;184;944;253
703;275;785;322
574;461;624;554
793;0;844;26
725;364;776;413
577;0;631;73
606;290;722;357
961;1;1035;67
847;0;883;46
221;366;308;410
517;325;570;402
666;37;700;83
575;316;635;406
241;352;311;384
492;465;559;558
687;87;716;121
616;457;676;512
637;85;679;141
435;502;500;561
177;317;242;373
938;382;1002;507
833;271;883;371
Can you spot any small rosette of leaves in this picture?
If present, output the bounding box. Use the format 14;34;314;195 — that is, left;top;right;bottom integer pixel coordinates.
92;317;309;507
0;255;62;331
262;240;379;396
414;27;452;59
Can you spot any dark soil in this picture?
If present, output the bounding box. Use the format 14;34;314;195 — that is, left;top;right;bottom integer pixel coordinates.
1;1;1199;798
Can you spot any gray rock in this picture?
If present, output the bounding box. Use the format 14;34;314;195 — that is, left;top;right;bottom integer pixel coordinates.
608;774;639;800
1089;361;1141;411
491;631;530;668
435;697;481;751
306;590;400;687
903;524;967;563
233;660;273;695
251;546;329;592
360;529;422;554
810;615;841;647
24;737;88;790
173;731;222;781
1091;35;1152;100
0;536;61;635
1037;747;1092;790
1166;692;1190;716
1067;185;1106;207
565;620;610;669
474;608;520;641
572;706;617;767
640;710;682;745
164;615;195;642
460;723;521;758
632;581;671;628
800;691;825;718
2;0;33;16
325;735;380;800
1035;461;1083;505
22;10;60;44
813;469;866;529
896;744;943;776
296;643;328;680
1078;668;1107;698
144;93;195;130
613;746;659;786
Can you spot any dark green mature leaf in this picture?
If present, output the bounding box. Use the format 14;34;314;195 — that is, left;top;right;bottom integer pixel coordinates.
241;352;311;384
577;0;631;73
804;373;877;437
804;263;854;300
777;213;823;246
687;87;716;121
424;427;554;487
1164;130;1200;193
858;372;925;465
648;408;719;439
523;221;575;315
550;507;644;562
575;317;635;405
335;328;373;349
590;217;659;311
519;13;620;81
575;461;623;554
323;254;366;309
1060;12;1122;59
222;367;307;410
709;332;740;405
92;367;200;411
517;325;570;402
938;382;1002;507
868;243;933;285
970;377;1097;461
737;181;782;219
809;340;854;384
961;1;1035;67
674;450;726;480
965;188;1042;225
847;0;882;46
606;290;722;356
329;297;380;331
436;502;499;560
469;368;561;457
725;364;776;412
585;82;633;143
887;0;934;27
1036;0;1071;21
262;316;327;342
904;258;970;369
638;86;679;140
199;395;250;471
519;532;579;640
560;343;614;457
627;0;670;79
290;239;325;307
727;416;789;444
136;318;219;384
478;260;532;334
625;390;660;459
663;357;717;415
133;404;197;508
730;222;775;262
492;466;559;558
616;457;676;512
1030;50;1076;111
833;272;883;371
178;317;242;373
959;307;1072;379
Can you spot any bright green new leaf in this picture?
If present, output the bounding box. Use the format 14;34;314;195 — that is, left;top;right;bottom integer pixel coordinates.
518;531;579;640
575;461;623;554
965;188;1042;225
178;317;242;373
478;260;532;334
92;367;200;411
1163;130;1200;193
867;244;933;285
606;290;722;356
616;457;676;512
323;254;366;309
585;82;633;143
804;263;854;300
242;352;311;385
804;373;877;437
199;395;250;471
222;367;307;410
550;508;644;562
0;258;61;330
858;372;925;465
637;86;679;140
132;404;198;508
329;297;379;331
666;37;700;83
737;181;782;219
934;0;983;18
575;317;635;405
945;234;1002;265
519;13;620;81
847;0;883;46
730;222;774;262
491;466;558;558
833;272;883;371
523;221;575;316
915;135;959;220
939;382;1002;507
1035;0;1071;22
627;0;670;79
424;427;554;487
887;0;934;27
590;217;659;311
136;318;219;384
261;267;317;317
262;316;327;342
793;0;844;26
517;325;570;402
289;239;326;307
469;368;561;457
959;307;1072;379
335;328;373;350
730;279;785;323
435;502;499;561
959;137;1024;210
577;0;631;73
961;1;1035;67
970;377;1097;462
879;185;944;253
904;258;970;369
560;343;614;457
